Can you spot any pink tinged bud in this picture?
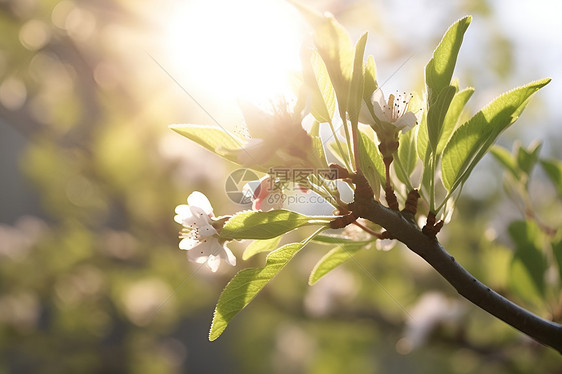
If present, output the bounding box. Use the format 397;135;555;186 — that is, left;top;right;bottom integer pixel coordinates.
297;184;310;194
253;176;273;210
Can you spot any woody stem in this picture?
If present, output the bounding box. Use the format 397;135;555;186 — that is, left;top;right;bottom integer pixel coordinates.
346;178;562;353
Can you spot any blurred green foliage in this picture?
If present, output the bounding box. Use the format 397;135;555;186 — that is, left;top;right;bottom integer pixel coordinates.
0;0;561;373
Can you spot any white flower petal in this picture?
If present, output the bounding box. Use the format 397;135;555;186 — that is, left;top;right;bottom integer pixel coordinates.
372;96;393;123
376;239;396;251
174;204;190;215
187;191;214;215
222;245;237;266
175;192;236;272
371;88;386;108
190;253;208;264
394;112;417;131
188;205;213;227
207;254;221;272
359;101;371;123
179;237;199;250
189;238;215;256
198;224;218;237
176;206;208;228
174;204;192;224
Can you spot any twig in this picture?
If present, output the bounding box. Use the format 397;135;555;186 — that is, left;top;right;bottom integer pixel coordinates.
347;177;562;354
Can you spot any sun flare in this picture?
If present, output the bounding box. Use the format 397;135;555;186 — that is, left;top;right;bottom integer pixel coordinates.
160;0;305;104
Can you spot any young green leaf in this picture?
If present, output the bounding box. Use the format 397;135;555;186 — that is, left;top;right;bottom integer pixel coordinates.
242;236;282;261
220;210;331;240
395;126;417;186
510;260;545;308
540;158;562;197
490;145;519;180
441;78;550;192
425;16;471;153
328;141;350;167
516;141;542;176
348;33;368;125
357;129;385;200
425;16;471;97
427;84;457;152
415;109;429;162
290;0;354;114
310;121;328;167
363;55;378;101
308;52;336;123
170;125;243;164
551;239;562;284
210;229;323;341
437;87;474;155
309;243;365;285
508;220;547;298
313;234;374;246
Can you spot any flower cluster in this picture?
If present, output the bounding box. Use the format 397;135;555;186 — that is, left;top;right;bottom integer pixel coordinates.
174;192;235;272
236;100;325;171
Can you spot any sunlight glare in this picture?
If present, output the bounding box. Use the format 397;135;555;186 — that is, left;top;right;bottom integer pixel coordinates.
161;0;305;104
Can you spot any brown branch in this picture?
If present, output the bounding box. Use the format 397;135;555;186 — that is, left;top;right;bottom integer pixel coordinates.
348;189;562;353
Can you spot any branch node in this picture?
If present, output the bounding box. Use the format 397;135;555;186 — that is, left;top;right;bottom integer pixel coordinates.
351;171;374;201
401;189;420;219
385;185;399;211
379;230;394;240
330;212;357;229
422;211;444;238
327;163;351;180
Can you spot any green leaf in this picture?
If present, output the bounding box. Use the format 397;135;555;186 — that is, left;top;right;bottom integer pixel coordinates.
310;121;328;167
220;210;330;240
328;141;349;167
416;111;433;198
242;236;282;261
396;126;417;186
540;158;562;197
415;109;429;162
313;234;373;246
210;228;323;341
170;125;243;163
508;220;547;297
437;87;474;155
419;152;434;202
516;140;542;176
551;239;562;284
363;55;378;101
425;16;471;97
309;243;365;285
290;0;354;114
441;78;550;192
357;128;385;200
490;145;519;180
348;33;368;125
425;16;471;153
308;52;336;123
427;84;457;152
510;260;544;308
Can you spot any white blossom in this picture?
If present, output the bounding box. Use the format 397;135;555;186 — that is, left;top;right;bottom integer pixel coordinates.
235;100;323;170
174;192;236;272
370;88;418;132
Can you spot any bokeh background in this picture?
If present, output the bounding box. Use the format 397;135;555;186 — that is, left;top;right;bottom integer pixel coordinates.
1;0;561;373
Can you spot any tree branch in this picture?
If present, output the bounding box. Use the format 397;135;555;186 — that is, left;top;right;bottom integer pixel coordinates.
348;184;562;353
